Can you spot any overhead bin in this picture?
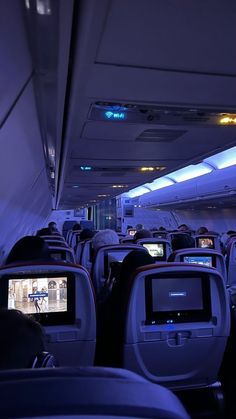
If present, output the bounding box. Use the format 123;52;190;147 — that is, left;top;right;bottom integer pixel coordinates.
139;166;236;207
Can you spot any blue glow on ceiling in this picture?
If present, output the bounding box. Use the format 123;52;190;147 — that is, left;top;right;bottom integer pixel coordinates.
80;166;92;171
104;111;126;120
124;145;236;199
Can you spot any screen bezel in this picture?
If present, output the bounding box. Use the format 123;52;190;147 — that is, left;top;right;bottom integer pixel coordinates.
104;249;130;278
142;242;166;261
1;272;75;326
197;237;215;249
145;272;211;325
181;253;216;268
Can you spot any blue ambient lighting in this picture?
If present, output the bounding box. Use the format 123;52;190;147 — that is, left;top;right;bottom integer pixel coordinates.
105;111;126;120
80;166;92;171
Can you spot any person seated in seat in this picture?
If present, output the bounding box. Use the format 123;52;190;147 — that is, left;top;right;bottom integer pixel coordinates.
168;234;195;262
92;229;119;253
48;221;60;235
80;228;95;241
133;229;152;242
0;309;45;369
5;236;52;265
196;226;208;235
177;224;190;232
72;223;81;231
96;250;155;367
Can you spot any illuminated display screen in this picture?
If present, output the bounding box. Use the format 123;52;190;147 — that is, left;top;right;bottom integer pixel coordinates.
8;276;68;315
183;256;212;267
143;243;164;258
128;229;136;236
104;250;130;278
197;237;214;249
145;273;211;325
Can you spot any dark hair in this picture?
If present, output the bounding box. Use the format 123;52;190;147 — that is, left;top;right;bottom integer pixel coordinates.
0;309;44;369
72;223;81;231
197;226;208;235
6;236;51;264
36;227;52;236
134;229;152;241
80;228;95;241
113;249;154;296
171;234;195;252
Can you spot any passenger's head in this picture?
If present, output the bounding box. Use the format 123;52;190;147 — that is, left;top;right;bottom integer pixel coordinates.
118;249;154;286
36;227;52;236
92;229;119;252
134;229;153;241
80;228;95;241
72;223;81;231
159;226;166;231
196;226;208;235
48;222;58;233
0;309;45;369
177;224;190;232
6;236;51;264
171;234;195;251
135;223;144;231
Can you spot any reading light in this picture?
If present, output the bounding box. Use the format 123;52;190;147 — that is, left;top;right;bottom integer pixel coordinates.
72;185;79;188
219;116;236;125
140;167;155;172
112;185;127;188
98;194;109;197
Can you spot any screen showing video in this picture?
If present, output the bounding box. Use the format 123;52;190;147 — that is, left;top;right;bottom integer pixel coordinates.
197;237;214;249
143;243;164;258
128;229;136;236
184;256;212;267
8;276;67;314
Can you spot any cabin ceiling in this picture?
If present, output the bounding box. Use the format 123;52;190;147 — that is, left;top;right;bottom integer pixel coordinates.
25;0;236;209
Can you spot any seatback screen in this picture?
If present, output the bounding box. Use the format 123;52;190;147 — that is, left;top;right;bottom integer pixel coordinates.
183;256;213;267
145;273;211;325
8;276;67;314
197;237;214;249
6;273;75;325
143;243;164;259
104;250;130;278
128;229;136;236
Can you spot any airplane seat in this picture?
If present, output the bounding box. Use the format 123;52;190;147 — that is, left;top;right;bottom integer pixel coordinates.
0;367;189;419
121;263;230;390
91;244;148;294
48;246;76;264
167;248;227;284
120;236;135;244
75;240;86;264
80;239;94;273
0;262;96;367
194;234;221;251
43;239;70;248
135;238;172;261
225;238;236;287
152;230;168;239
40;235;66;243
70;230;82;250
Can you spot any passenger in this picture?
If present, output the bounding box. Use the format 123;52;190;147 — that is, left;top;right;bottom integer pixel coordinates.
5;236;51;264
80;228;95;241
92;229;119;252
135;223;144;231
48;221;60;234
36;227;52;236
196;226;209;235
171;233;195;252
159;226;166;231
134;229;152;241
177;224;190;231
0;309;45;369
72;223;81;231
96;250;154;367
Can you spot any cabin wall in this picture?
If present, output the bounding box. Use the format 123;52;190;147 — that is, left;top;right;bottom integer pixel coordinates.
0;2;52;262
172;209;236;234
